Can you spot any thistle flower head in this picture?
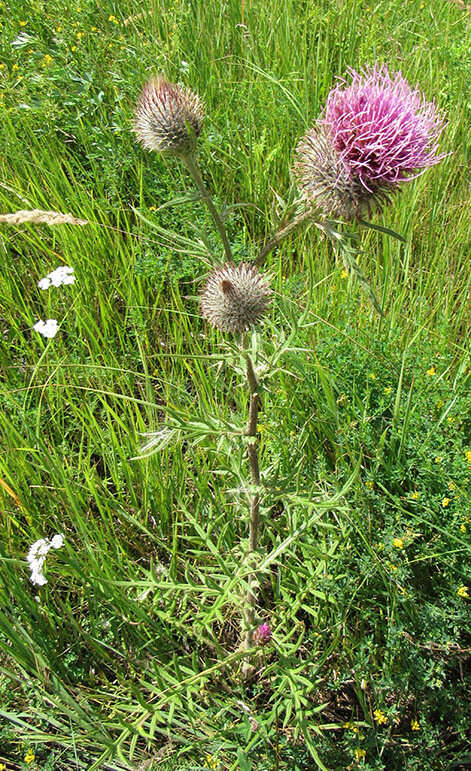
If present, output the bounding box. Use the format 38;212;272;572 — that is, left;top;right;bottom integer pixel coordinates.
133;76;204;158
295;64;446;220
294;127;393;220
200;263;271;334
323;65;446;187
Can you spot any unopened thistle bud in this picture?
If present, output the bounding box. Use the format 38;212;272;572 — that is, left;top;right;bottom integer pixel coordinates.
200;263;271;334
133;76;204;158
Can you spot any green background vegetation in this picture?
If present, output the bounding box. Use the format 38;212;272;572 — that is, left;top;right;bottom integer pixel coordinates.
0;0;470;768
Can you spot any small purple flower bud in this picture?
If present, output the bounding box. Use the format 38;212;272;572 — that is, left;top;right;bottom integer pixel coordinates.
254;622;272;645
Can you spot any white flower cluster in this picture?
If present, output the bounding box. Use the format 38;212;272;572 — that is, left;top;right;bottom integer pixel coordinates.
38;265;75;290
27;533;64;586
33;265;75;339
33;319;59;338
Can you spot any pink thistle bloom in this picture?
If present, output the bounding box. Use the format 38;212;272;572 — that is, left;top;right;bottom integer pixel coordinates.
322;64;446;190
295;64;446;220
254;622;272;645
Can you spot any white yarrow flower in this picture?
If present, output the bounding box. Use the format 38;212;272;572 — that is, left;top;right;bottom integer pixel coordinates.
33;319;58;338
27;538;50;564
38;265;75;290
30;568;48;586
26;533;64;586
50;533;64;549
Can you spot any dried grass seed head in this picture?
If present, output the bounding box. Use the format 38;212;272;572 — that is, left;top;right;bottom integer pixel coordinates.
133;76;204;157
201;263;272;334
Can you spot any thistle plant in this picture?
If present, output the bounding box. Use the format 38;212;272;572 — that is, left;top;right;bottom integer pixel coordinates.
134;67;446;677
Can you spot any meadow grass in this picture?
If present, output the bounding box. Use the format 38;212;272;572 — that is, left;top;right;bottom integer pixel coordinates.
1;0;471;768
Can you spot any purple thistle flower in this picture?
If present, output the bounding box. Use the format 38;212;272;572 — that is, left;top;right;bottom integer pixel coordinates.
295;64;446;220
322;64;446;189
253;622;272;645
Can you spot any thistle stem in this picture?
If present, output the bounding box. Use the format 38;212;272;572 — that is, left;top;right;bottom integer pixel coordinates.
256;207;313;265
182;155;233;263
241;352;261;675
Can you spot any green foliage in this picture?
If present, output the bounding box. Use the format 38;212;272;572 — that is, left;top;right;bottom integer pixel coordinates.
1;0;471;769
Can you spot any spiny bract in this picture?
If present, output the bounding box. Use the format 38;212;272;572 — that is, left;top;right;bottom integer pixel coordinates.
200;263;272;334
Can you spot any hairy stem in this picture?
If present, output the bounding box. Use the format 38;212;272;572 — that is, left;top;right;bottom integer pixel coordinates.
256;207;313;264
241;352;261;674
182;154;233;263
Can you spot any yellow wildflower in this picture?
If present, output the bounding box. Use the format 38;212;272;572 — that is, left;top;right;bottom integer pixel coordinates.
457;585;469;598
436;399;444;409
0;763;6;770
447;416;455;423
24;750;35;765
108;14;119;23
365;480;374;490
426;366;436;376
411;490;419;500
389;563;398;572
76;31;84;39
355;748;366;761
71;45;77;51
384;386;392;395
466;450;471;463
203;755;218;770
341;269;348;278
393;537;404;549
19;20;27;25
448;481;456;491
369;372;376;380
460;523;467;533
411;718;420;731
373;709;388;725
442;497;450;507
42;53;53;66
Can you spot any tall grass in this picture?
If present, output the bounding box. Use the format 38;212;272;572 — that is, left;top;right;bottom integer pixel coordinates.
1;0;471;768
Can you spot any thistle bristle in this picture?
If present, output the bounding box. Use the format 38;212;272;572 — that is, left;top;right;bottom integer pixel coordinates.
294;127;392;220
